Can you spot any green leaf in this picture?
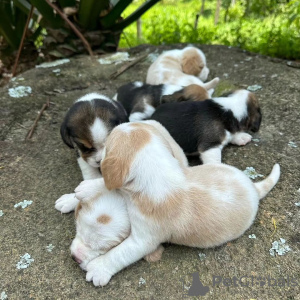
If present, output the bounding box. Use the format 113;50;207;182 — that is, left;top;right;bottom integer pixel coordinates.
100;0;133;29
57;0;76;8
0;7;19;49
78;0;110;30
110;0;160;31
29;0;64;28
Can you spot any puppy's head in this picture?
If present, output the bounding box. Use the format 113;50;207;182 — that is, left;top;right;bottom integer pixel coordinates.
70;181;130;270
181;47;209;82
225;90;262;132
60;93;128;168
161;84;210;103
101;121;185;192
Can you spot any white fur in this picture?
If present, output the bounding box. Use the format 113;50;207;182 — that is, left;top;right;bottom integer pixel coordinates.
161;84;182;96
55;193;79;213
129;102;156;122
85;119;108;168
75;121;280;286
212;90;249;122
146;47;219;90
71;179;130;271
76;93;112;103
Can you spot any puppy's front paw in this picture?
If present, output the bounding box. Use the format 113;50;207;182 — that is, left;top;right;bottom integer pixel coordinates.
55;193;79;213
144;245;164;262
231;132;252;146
75;179;101;202
86;257;112;287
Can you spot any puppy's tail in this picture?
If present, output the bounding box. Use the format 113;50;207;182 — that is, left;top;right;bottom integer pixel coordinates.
254;164;280;200
203;77;219;90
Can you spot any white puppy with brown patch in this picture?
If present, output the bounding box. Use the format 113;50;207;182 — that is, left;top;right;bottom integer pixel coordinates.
146;46;219;92
74;121;280;286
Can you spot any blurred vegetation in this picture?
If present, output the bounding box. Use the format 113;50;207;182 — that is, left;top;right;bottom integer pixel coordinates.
120;0;300;60
0;0;159;60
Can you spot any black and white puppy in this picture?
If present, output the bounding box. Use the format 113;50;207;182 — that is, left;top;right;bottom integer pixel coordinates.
55;93;128;213
151;89;261;164
114;81;211;122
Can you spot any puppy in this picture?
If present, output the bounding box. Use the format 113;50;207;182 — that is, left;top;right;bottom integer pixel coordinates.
71;179;164;270
115;82;210;122
74;121;280;286
70;124;190;269
146;46;219;92
151;89;262;164
55;93;128;213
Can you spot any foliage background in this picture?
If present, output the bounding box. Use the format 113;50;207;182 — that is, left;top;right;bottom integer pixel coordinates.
119;0;300;60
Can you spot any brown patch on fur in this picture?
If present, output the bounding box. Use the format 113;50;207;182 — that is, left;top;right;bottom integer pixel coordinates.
97;214;111;224
183;84;209;101
246;92;262;132
75;202;83;219
101;124;151;190
181;48;204;76
144;245;165;262
161;84;209;104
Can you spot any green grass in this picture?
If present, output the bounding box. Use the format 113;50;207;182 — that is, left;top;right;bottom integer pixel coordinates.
119;0;300;60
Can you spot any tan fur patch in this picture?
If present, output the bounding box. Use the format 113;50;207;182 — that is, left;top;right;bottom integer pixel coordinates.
181;48;204;76
75;202;83;219
183;84;209;101
102;124;151;190
97;214;111;224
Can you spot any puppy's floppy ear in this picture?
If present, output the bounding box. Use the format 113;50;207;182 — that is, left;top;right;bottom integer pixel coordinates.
161;90;185;103
101;156;129;190
181;50;203;76
60;119;74;148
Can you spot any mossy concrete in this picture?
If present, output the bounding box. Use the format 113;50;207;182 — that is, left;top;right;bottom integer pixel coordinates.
0;44;299;300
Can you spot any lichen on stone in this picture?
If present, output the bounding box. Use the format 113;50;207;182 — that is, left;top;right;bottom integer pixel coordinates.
14;200;33;209
243;167;264;179
46;244;55;252
36;59;70;68
16;253;34;269
98;52;131;65
198;253;206;260
0;210;4;217
8;86;32;98
139;277;146;286
247;85;262;92
269;238;291;256
0;291;7;300
249;234;256;239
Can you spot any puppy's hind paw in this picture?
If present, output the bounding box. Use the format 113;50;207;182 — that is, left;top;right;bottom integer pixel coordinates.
55;193;79;213
144;245;165;262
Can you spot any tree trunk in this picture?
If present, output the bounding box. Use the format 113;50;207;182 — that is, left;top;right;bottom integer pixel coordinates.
214;0;221;25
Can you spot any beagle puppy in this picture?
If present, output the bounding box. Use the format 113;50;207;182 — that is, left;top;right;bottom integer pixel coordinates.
114;82;210;121
74;121;280;286
151;89;262;164
146;46;219;92
55;93;128;213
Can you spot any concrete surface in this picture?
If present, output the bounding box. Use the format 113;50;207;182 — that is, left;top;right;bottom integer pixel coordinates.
0;44;299;300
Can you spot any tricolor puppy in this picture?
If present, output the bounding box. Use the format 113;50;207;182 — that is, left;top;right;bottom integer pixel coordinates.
151;89;262;164
114;82;210;122
75;121;280;286
55;93;128;213
146;46;219;92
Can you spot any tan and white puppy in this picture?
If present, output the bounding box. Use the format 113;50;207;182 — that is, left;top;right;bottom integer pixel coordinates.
146;46;219;92
55;93;128;213
74;121;280;286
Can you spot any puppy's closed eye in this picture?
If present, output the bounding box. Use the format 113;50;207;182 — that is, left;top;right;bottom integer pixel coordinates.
78;143;96;154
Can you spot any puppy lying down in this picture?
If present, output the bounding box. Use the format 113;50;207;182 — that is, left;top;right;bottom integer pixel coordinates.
55;93;128;214
115;82;210;121
151;89;261;164
73;121;280;286
146;46;219;92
